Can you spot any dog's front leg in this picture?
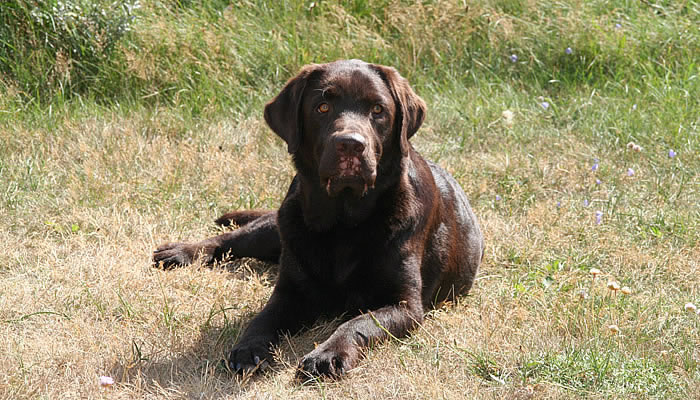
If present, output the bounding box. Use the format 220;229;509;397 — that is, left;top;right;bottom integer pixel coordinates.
228;278;316;373
296;299;424;380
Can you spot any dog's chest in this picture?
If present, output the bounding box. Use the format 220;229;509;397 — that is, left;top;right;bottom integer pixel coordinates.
298;227;381;287
320;238;392;312
328;241;362;285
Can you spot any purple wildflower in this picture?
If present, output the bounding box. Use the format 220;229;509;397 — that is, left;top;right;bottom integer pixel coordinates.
556;201;562;208
592;162;599;172
595;211;603;225
596;179;602;185
565;47;573;55
615;23;622;29
541;101;550;110
495;195;502;201
669;149;676;158
627;168;635;176
583;199;589;207
99;376;114;387
510;54;518;63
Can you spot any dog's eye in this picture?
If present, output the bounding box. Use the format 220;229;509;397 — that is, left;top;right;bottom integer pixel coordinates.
317;103;330;113
372;104;383;115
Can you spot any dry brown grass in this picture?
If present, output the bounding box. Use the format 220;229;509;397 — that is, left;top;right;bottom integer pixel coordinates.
1;106;697;399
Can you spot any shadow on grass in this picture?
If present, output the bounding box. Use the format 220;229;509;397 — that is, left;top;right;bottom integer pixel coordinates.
107;258;343;397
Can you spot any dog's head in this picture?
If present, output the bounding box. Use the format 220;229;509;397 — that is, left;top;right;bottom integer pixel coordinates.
264;59;426;198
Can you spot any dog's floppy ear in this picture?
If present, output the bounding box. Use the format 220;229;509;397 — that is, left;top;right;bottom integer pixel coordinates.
371;64;426;156
264;64;319;154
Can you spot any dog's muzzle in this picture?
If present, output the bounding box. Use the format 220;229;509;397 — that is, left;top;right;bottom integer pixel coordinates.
320;133;376;197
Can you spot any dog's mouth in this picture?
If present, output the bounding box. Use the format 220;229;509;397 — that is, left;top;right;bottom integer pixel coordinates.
325;176;368;197
322;155;376;197
338;155;363;177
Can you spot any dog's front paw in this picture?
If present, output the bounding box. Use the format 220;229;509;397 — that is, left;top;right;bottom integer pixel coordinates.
152;242;209;268
228;340;272;374
295;342;358;381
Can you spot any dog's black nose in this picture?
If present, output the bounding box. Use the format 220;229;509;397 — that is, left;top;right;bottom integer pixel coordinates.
334;133;366;155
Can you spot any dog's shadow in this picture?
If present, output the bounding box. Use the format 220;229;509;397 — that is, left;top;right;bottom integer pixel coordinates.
109;258;342;397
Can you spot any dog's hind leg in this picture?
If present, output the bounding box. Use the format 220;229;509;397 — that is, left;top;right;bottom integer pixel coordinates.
215;209;276;228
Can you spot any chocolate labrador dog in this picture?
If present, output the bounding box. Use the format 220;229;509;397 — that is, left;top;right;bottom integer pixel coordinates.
153;59;483;379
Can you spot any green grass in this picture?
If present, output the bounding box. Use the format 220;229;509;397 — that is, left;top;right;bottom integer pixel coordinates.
0;0;698;398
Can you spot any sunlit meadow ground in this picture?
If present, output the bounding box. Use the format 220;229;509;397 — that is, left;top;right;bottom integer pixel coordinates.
1;1;698;399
